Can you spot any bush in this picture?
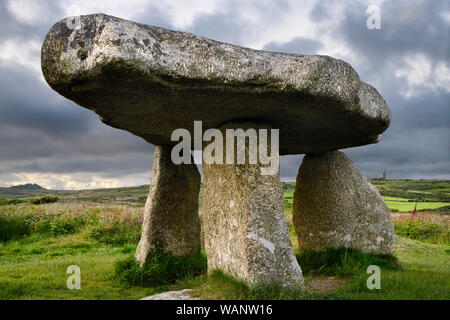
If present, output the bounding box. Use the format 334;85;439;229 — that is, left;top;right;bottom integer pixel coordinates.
394;219;449;244
0;203;144;244
296;247;400;277
0;209;31;241
0;199;28;206
83;210;142;245
30;195;59;205
115;251;207;287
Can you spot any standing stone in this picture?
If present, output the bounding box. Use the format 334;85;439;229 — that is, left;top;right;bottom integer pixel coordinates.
293;151;395;255
136;145;201;266
202;123;303;287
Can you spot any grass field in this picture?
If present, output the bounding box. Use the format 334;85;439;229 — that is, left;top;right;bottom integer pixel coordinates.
282;180;450;213
2;180;450;213
0;201;448;300
384;201;449;212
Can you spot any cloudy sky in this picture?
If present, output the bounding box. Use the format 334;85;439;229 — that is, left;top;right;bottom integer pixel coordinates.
0;0;449;189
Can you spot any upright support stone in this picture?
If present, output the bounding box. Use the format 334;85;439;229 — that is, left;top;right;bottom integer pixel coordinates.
293;151;395;255
136;145;201;266
202;123;303;287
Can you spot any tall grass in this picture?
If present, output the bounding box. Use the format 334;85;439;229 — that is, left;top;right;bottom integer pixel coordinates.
296;248;400;276
0;203;143;244
393;214;449;244
115;252;207;287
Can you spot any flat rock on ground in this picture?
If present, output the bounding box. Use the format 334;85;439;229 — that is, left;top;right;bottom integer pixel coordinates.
306;276;347;295
141;289;199;300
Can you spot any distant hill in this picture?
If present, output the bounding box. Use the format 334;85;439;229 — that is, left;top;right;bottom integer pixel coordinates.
0;183;150;204
8;183;45;190
0;183;52;200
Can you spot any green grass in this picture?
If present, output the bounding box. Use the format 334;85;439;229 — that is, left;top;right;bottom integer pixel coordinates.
0;201;448;300
0;203;143;243
115;251;207;287
370;179;450;203
0;199;28;206
296;248;400;277
385;201;449;212
323;238;450;300
394;217;449;244
2;180;449;212
0;234;162;299
189;270;307;300
283;181;450;213
188;239;449;300
382;196;410;201
1;233;447;300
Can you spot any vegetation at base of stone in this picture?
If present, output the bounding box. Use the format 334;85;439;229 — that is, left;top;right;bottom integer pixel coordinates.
115;252;207;287
0;201;448;299
0;235;162;300
0;200;448;299
1;232;447;300
393;215;449;244
296;248;400;277
189;270;305;300
189;237;449;300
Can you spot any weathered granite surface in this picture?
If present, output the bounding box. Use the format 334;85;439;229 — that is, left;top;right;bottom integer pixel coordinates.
141;289;199;300
202;123;303;287
42;14;390;155
292;151;395;255
135;145;201;266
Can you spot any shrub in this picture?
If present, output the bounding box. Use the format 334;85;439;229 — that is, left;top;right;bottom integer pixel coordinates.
30;195;59;205
394;217;449;244
296;247;400;277
0;203;143;244
0;209;31;241
115;251;207;287
83;208;142;245
0;199;28;206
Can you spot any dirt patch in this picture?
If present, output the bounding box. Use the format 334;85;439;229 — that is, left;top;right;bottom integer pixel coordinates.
306;276;347;294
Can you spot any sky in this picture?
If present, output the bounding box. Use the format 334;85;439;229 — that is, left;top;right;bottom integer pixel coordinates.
0;0;449;190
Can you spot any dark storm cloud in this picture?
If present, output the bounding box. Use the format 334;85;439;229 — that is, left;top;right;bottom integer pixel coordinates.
0;2;158;187
0;69;92;137
289;0;450;180
0;1;448;188
337;0;449;67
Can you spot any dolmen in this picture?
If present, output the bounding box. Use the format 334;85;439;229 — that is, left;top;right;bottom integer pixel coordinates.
42;14;395;287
